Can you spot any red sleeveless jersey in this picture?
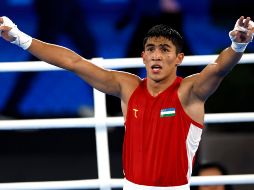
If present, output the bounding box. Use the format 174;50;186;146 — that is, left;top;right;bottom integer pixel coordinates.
123;77;204;187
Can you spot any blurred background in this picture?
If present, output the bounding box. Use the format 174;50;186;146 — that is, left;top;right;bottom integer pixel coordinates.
1;0;254;189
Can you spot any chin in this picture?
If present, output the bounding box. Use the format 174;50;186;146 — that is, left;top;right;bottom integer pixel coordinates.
150;76;163;83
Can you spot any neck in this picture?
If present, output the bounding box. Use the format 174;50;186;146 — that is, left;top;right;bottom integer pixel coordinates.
147;75;177;97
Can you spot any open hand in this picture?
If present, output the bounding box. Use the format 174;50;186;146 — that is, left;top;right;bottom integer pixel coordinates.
229;16;254;43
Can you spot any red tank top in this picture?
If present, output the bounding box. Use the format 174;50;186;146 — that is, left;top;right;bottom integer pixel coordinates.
123;77;204;187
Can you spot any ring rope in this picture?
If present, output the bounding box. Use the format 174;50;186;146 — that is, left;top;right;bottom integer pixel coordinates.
0;53;254;72
0;113;254;130
0;175;254;189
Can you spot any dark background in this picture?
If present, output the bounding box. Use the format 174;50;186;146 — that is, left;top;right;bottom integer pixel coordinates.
1;0;254;189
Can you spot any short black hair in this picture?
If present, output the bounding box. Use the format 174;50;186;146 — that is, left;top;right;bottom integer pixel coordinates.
143;24;184;54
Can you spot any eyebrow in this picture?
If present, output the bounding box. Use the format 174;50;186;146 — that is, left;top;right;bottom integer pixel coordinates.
145;43;154;48
160;44;171;48
145;44;172;48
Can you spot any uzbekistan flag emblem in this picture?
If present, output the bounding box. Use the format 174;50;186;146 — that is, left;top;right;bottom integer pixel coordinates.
160;108;176;117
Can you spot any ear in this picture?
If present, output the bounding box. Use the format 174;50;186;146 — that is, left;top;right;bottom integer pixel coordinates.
176;53;184;66
141;51;145;64
141;51;144;58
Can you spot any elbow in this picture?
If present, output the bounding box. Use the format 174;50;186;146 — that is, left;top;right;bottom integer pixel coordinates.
63;56;83;72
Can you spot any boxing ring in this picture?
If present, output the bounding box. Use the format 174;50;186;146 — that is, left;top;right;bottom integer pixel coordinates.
0;54;254;189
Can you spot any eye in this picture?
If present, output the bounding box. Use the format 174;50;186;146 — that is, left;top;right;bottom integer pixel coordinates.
146;47;154;52
161;47;169;52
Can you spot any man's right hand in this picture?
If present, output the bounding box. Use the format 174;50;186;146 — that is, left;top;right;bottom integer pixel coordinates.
0;16;16;42
0;16;32;50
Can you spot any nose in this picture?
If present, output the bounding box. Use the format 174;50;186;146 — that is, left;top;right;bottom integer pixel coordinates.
152;49;162;60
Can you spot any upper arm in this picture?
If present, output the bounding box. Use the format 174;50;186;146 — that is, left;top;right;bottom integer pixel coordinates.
191;63;224;101
178;65;224;124
178;49;240;124
28;39;141;99
73;58;141;98
191;47;242;101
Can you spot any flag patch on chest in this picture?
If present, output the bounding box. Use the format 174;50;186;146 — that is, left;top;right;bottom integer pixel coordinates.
160;108;176;117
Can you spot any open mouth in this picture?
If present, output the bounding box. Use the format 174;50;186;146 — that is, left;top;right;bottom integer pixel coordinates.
151;65;162;72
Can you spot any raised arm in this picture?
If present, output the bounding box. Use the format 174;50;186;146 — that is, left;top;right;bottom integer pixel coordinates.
27;38;126;97
0;16;140;99
191;16;254;101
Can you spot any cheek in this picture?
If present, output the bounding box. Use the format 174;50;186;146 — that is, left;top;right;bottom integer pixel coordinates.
143;55;152;67
167;56;180;66
142;54;148;63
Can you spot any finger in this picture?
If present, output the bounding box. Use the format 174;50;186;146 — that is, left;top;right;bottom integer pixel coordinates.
247;20;254;30
238;16;245;26
248;28;254;36
0;17;3;24
0;25;12;31
250;27;254;33
243;17;251;28
246;31;252;38
229;30;238;41
230;30;237;36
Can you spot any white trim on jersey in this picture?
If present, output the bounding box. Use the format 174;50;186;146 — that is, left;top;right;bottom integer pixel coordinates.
123;178;190;190
186;123;203;180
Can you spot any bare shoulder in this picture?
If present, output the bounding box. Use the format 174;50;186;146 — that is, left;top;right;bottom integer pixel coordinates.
114;71;142;118
178;74;205;124
178;74;200;106
114;70;142;101
116;70;142;85
179;74;199;93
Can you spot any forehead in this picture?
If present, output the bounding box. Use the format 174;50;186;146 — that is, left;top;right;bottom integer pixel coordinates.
199;168;223;176
145;36;173;46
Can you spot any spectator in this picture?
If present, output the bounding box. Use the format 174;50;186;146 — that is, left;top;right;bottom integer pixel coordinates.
192;162;234;190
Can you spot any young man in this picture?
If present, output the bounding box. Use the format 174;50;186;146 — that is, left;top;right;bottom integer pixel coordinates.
0;16;253;190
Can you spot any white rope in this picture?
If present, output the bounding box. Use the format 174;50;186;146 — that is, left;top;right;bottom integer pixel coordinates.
0;175;254;189
0;53;254;72
190;174;254;186
0;113;253;130
204;112;254;123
